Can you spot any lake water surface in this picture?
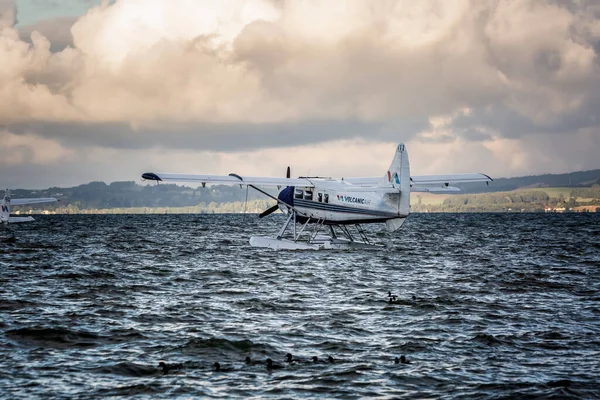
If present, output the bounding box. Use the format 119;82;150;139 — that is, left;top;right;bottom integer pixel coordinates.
1;213;599;398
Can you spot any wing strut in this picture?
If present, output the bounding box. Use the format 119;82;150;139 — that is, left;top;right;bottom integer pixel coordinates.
227;173;297;213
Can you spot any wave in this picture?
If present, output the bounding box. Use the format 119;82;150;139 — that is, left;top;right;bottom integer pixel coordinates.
6;326;146;349
90;362;158;377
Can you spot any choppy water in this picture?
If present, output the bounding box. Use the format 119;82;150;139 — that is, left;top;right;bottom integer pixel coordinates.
1;213;599;399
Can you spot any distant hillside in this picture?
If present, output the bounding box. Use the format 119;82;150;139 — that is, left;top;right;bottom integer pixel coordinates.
9;181;273;212
456;169;600;193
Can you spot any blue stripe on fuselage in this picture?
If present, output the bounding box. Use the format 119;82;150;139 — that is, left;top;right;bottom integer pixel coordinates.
294;199;397;218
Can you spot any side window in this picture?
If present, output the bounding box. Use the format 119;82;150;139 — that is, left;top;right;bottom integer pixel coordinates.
324;194;329;203
295;189;304;199
318;193;322;202
304;191;313;201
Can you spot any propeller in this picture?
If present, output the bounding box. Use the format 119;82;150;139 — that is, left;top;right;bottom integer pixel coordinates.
258;166;291;218
259;204;279;218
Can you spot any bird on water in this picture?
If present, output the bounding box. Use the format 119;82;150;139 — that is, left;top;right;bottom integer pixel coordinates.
158;361;184;375
244;356;264;365
266;358;283;370
213;362;234;372
394;355;411;364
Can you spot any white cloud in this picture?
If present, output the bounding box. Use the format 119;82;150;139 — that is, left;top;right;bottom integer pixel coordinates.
0;0;597;125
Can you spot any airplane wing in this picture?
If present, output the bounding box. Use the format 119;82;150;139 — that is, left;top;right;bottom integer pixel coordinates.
345;173;492;190
141;172;315;188
11;198;58;206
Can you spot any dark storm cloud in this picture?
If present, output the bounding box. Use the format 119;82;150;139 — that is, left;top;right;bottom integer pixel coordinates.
449;98;600;141
8;118;426;151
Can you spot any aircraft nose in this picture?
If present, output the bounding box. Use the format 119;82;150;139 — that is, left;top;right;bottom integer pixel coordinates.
277;186;294;205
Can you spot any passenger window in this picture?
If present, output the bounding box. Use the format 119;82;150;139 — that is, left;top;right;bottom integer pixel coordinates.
318;193;322;202
324;194;329;203
295;189;304;199
304;191;313;201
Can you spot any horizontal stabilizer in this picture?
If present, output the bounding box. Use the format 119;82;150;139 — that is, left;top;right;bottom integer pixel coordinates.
8;216;35;223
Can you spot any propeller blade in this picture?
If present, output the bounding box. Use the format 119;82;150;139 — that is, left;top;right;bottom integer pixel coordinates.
286;166;291;179
259;204;279;218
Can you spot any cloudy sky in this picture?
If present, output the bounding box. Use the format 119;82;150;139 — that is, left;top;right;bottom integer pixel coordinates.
1;0;599;189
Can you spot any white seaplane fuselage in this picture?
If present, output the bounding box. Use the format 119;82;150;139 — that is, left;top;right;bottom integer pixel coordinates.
280;182;404;224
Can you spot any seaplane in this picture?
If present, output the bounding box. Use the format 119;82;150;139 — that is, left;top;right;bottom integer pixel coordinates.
142;143;492;250
1;189;58;240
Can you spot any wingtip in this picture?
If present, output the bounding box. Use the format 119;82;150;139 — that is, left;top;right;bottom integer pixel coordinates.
142;173;162;181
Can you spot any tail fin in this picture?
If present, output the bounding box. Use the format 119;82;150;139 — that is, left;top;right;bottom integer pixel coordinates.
383;144;411;231
1;189;10;223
